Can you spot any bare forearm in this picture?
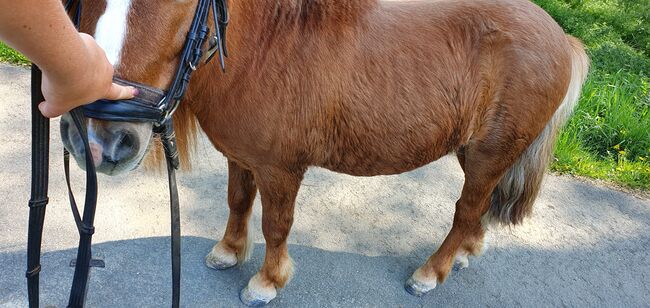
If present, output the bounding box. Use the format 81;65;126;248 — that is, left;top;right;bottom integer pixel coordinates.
0;0;89;80
0;0;135;117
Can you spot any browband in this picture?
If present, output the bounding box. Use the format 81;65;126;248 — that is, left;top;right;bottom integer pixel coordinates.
82;78;166;123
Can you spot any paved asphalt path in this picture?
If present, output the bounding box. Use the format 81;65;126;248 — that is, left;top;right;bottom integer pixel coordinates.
1;63;649;307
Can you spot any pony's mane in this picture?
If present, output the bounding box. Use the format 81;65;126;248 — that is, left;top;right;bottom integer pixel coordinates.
248;0;377;29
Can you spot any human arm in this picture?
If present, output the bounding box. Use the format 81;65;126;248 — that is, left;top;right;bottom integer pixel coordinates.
0;0;135;117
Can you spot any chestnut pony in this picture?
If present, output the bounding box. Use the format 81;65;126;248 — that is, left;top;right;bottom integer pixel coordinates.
60;0;589;305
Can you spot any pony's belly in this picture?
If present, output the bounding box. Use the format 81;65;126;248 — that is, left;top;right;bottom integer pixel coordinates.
319;146;449;177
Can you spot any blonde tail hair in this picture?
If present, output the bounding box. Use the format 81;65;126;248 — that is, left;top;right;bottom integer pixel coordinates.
486;36;590;225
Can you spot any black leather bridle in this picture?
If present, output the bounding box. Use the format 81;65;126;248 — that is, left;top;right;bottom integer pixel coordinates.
26;0;228;307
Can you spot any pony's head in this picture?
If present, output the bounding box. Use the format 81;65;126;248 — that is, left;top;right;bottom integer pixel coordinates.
61;0;201;175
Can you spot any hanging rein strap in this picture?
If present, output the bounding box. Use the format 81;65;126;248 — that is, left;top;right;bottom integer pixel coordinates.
64;108;99;308
26;65;49;308
62;0;102;306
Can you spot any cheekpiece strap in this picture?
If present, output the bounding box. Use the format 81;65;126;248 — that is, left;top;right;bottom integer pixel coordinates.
154;121;181;170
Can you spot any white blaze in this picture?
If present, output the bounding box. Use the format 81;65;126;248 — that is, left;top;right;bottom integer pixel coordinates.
93;0;132;66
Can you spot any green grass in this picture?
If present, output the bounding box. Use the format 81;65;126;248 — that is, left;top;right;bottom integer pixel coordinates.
532;0;650;190
1;0;649;189
0;42;29;65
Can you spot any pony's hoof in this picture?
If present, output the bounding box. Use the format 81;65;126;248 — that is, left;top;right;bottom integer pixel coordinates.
404;277;436;297
205;247;238;270
240;286;275;307
453;254;469;272
205;254;237;270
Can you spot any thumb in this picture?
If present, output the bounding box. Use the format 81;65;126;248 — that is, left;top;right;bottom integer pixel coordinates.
38;101;64;118
104;83;136;100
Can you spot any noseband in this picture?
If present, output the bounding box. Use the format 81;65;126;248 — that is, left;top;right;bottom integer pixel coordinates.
26;0;228;307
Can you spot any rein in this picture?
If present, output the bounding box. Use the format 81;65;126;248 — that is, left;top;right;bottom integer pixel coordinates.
25;0;228;307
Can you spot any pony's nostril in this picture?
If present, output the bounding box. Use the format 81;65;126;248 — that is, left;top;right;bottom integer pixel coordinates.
119;132;135;149
111;130;139;163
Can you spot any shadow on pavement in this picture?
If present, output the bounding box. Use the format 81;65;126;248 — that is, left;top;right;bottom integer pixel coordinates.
1;233;648;307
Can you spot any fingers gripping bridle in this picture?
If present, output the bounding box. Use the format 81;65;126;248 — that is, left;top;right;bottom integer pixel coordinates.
26;1;228;307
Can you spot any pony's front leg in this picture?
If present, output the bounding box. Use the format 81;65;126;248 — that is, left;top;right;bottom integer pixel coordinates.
206;161;257;270
240;166;304;306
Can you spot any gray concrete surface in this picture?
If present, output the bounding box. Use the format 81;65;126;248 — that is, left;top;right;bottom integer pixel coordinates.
1;63;649;307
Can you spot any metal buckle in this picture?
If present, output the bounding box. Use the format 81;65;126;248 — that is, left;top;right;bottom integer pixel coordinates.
188;60;197;71
205;36;219;64
157;97;171;125
157;96;181;126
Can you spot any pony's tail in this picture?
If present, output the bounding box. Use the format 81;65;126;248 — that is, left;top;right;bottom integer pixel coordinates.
485;36;590;225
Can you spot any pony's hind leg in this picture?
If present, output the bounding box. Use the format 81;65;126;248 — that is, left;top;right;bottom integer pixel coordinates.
452;147;488;270
239;166;305;306
406;134;531;296
206;160;257;270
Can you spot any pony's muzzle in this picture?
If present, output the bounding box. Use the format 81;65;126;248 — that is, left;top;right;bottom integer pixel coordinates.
61;114;150;175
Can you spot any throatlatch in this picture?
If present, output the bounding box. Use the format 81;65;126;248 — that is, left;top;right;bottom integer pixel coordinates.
26;0;228;307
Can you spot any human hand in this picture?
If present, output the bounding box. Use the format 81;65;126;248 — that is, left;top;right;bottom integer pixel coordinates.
38;33;136;118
